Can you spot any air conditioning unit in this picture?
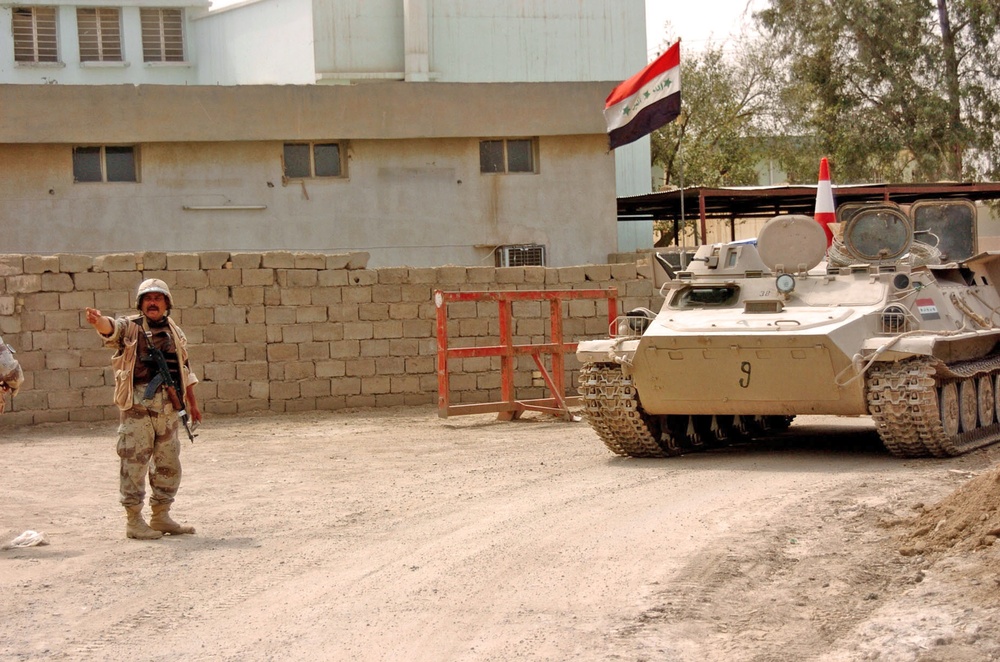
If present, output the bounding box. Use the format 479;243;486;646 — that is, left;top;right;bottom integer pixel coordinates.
496;244;546;267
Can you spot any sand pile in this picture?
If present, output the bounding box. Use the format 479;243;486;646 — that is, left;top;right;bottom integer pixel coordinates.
901;464;1000;555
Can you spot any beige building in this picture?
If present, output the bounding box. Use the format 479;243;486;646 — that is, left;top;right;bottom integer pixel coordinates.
0;0;653;266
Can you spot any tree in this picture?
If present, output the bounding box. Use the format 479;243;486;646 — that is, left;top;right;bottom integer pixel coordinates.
649;41;776;190
757;0;1000;183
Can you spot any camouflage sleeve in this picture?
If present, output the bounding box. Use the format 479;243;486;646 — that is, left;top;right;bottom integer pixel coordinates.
100;316;132;349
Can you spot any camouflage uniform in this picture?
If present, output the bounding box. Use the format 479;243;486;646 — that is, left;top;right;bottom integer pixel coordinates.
0;336;23;414
101;314;196;509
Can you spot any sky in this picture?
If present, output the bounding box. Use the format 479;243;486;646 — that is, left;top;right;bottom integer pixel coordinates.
645;0;767;59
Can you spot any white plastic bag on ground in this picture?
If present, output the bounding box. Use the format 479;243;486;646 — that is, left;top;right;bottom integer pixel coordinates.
2;530;49;550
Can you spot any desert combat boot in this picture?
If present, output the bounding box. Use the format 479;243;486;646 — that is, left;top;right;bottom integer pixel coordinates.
125;505;163;540
149;504;196;535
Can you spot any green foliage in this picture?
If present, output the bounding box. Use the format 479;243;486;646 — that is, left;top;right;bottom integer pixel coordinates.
649;41;776;189
646;1;998;189
757;0;1000;182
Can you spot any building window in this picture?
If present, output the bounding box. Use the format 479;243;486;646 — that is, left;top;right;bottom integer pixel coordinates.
73;146;138;183
283;142;345;179
140;8;184;62
480;139;536;174
13;6;59;63
77;8;122;62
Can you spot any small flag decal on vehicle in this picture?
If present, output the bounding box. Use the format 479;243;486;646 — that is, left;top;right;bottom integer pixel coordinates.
916;298;940;320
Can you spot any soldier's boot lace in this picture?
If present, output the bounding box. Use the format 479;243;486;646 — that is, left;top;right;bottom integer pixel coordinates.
149;504;195;535
125;505;163;540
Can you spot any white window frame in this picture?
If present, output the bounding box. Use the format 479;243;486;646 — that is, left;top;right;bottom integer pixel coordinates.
12;6;59;64
140;8;185;63
77;7;123;63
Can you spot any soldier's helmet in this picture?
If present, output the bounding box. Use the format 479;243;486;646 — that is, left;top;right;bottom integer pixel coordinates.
0;342;23;398
135;278;172;312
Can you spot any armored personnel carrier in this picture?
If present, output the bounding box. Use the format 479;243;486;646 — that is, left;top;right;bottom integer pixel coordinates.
578;198;1000;458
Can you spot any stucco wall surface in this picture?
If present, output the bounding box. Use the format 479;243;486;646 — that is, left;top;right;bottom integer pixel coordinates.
0;251;659;428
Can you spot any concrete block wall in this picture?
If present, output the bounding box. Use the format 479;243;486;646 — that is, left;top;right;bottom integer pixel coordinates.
0;252;660;427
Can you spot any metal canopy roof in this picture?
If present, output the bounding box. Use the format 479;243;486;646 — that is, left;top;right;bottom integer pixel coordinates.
618;181;1000;244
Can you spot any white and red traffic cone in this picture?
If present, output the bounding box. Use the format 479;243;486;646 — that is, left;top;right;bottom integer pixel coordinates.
814;157;835;247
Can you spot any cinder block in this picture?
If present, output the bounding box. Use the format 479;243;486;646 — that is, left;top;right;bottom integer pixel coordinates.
93;253;137;271
300;378;331;397
372;284;402;303
345;394;376;407
109;272;143;291
214;343;248;362
346;270;377;286
73;272;110;291
330;340;361;358
280;288;312;306
611;263;639;280
359;339;390;357
345;358;376;377
236;361;269;380
524;266;546;284
58;254;93;273
24;292;60;311
374;356;405;374
402;319;433;338
316;360;346;378
405;356;435;374
282;269;318;288
331;377;362;396
200;252;231;270
7;275;42;294
361;376;391;395
377;267;409;284
44;310;82;331
208;268;242;287
164;254;200;271
138;252;168;270
214;306;248;325
284;361;316;380
318;270;349;287
249;381;270;400
495;267;525;284
342;286;372;305
390;374;421;393
293;306;326;324
343;322;373;340
94;290;129;311
194;286;230;308
261;252;296;269
235;324;266;344
293;253;327;269
298;342;330;361
312;322;344;342
204;361;237;381
230;253;263;269
242;269;275;286
203;325;236;344
218;381;252;400
271;382;302;400
281;324;313;344
179;307;215;326
373;320;403;339
266;343;299;362
311;288;342;306
25;256;60;274
359;303;389;322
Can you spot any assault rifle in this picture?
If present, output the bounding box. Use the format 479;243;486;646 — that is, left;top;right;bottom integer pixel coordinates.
142;329;197;443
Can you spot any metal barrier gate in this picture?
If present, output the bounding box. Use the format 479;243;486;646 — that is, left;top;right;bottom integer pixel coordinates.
435;288;618;420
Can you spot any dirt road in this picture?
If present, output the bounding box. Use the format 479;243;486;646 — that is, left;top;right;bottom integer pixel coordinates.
3;408;1000;661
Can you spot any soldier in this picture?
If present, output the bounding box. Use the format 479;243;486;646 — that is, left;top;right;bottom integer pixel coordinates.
0;337;23;414
85;278;203;540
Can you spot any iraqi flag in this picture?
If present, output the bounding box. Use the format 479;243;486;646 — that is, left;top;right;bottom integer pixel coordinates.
605;41;681;150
